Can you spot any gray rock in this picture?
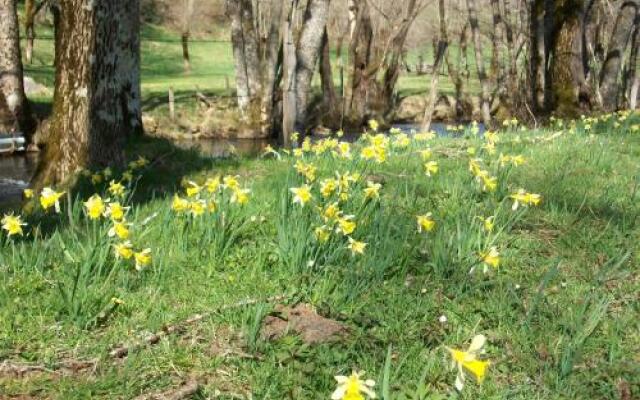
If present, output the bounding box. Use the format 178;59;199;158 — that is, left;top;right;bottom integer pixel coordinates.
23;76;50;96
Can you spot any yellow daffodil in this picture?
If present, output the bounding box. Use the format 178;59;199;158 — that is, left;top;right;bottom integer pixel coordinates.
368;119;379;132
446;334;490;391
207;200;217;213
23;189;34;199
108;221;130;240
290;185;313;207
293;148;304;158
134;248;152;271
301;137;312;152
392;133;410;148
323;202;341;221
106;202;127;221
231;188;251;205
361;146;377;161
331;371;376;400
320;178;338;198
103;167;113;179
417;213;436;233
189;200;206;216
314;225;331;243
336;216;356;236
336;142;352;159
133;156;149;168
294;160;317;182
511;155;526;166
262;144;281;159
2;214;26;236
108;180;126;197
114;241;134;260
478;216;494;232
477;246;500;273
481;175;498;192
420;148;432;160
347;237;367;256
122;170;134;182
485;131;499;143
172;194;190;213
415;131;436;141
185;181;201;198
40;188;65;213
364;181;381;200
91;173;103;185
205;176;221;193
510;189;542;210
424;161;439;177
84;195;106;220
223;175;240;190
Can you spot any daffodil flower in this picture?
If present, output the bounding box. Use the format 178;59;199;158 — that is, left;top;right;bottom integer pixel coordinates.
336;216;356;236
290;185;313;207
417;213;436;233
108;221;131;240
134;248;152;271
223;175;240;191
108;180;126;197
510;189;542;210
446;334;490;391
320;179;338;198
331;371;376;400
2;214;26;237
363;181;381;200
368;119;379;132
322;202;341;221
185;181;201;198
84;195;106;220
106;202;128;221
231;188;251;205
205;176;221;193
347;237;367;256
189;200;206;216
314;225;331;243
424;161;439;177
40;188;65;213
23;189;34;199
474;246;500;273
114;241;134;260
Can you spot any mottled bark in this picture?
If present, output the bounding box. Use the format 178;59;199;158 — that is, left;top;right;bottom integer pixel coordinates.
599;1;638;111
34;0;142;187
466;0;492;126
530;0;547;111
319;28;338;113
294;0;331;131
282;0;297;146
25;0;36;65
422;0;448;131
626;20;639;108
0;0;35;141
345;0;374;125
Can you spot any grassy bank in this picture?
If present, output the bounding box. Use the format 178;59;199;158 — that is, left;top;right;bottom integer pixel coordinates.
1;113;639;398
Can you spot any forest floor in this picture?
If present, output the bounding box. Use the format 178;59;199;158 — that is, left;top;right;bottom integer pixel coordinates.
1;115;639;399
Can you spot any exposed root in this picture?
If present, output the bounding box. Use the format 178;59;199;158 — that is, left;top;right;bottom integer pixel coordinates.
0;358;98;378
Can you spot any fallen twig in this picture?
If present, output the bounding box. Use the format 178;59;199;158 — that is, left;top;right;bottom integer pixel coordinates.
0;358;98;378
110;294;286;359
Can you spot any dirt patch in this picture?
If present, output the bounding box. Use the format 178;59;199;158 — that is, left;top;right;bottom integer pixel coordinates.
262;304;348;344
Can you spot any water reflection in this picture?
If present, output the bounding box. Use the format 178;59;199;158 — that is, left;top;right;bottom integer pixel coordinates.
0;153;38;211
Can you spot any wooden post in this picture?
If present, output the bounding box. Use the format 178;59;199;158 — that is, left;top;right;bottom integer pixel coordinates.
169;87;175;121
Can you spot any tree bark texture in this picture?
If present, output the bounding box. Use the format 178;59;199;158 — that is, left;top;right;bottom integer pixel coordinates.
181;0;195;73
422;0;448;131
466;0;492;126
0;0;35;141
35;0;142;187
599;1;638;111
319;28;338;114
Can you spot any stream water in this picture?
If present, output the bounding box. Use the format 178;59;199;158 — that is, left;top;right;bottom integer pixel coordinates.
0;122;484;210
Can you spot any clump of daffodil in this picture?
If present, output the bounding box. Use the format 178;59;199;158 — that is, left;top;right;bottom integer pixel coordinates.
322;202;341;222
420;148;432;160
128;155;149;170
189;200;206;217
510;189;542;210
347;237;367;256
134;248;152;271
336;142;352;159
424;161;439;177
185;181;201;198
414;131;436;141
23;189;34;199
446;334;490;391
2;214;26;237
295;160;317;182
331;371;376;400
40;187;65;213
262;144;281;159
223;175;240;191
84;194;106;220
205;176;221;193
320;178;338;198
417;213;436;233
108;180;126;198
290;185;313;207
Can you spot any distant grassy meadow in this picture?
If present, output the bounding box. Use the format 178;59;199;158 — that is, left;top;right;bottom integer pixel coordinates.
2;112;640;398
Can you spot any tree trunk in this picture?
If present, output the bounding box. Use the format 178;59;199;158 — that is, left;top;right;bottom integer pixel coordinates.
34;0;142;187
422;0;448;131
294;0;331;132
550;0;589;116
626;20;639;108
345;0;374;126
530;0;547;111
181;0;195;73
24;0;36;65
466;0;492;126
0;0;36;142
282;0;297;146
319;27;338;114
599;1;638;111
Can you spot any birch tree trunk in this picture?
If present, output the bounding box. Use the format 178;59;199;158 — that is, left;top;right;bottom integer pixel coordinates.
599;1;638;111
0;0;36;141
466;0;492;126
294;0;331;132
34;0;142;187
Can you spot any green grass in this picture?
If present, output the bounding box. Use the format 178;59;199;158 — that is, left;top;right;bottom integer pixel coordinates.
1;113;639;398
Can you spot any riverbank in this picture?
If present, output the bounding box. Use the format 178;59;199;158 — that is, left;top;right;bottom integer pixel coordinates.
1;113;639;398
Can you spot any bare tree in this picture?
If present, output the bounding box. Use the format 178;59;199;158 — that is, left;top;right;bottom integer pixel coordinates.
35;0;142;186
181;0;196;73
0;0;35;142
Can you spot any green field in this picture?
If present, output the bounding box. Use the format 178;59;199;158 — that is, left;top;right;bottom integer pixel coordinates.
1;114;639;398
